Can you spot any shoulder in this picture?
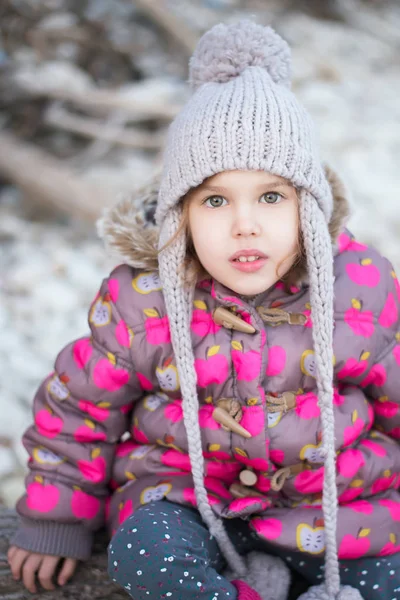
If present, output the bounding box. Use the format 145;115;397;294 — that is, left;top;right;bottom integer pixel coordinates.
334;231;400;349
333;230;399;321
104;264;167;328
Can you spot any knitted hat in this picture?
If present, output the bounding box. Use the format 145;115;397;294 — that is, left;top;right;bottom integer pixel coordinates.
156;20;362;600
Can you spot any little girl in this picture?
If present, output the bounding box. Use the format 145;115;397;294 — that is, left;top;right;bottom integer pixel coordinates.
7;20;400;600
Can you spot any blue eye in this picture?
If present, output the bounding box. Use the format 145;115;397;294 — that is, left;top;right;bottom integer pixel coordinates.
204;196;227;208
260;192;283;204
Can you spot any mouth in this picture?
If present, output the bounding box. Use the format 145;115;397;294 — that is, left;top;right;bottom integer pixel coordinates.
229;250;268;273
229;249;268;263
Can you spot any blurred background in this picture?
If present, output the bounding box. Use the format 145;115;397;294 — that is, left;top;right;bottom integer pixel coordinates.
0;0;399;508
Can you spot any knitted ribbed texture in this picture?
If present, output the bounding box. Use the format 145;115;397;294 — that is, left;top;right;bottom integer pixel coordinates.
155;19;365;600
224;551;290;600
298;584;364;600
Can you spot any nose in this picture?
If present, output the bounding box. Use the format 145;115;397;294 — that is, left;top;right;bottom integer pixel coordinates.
231;207;261;238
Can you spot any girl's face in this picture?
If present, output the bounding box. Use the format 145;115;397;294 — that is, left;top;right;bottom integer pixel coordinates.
187;170;300;296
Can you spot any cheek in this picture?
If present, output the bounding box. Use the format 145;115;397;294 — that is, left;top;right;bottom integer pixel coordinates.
189;213;225;259
269;208;298;252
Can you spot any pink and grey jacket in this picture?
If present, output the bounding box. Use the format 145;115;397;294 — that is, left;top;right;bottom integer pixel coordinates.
12;170;400;562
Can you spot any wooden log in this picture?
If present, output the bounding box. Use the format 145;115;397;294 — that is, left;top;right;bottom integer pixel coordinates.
133;0;197;56
0;132;114;222
14;80;182;122
44;104;165;150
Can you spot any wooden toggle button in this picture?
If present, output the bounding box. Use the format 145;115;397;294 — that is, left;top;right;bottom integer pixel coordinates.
213;307;256;334
239;469;258;487
212;407;252;439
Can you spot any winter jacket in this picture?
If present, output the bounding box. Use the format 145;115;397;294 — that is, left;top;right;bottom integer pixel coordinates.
11;168;400;563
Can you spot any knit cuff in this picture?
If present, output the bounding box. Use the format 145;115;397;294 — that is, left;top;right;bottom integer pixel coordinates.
10;518;93;560
231;580;263;600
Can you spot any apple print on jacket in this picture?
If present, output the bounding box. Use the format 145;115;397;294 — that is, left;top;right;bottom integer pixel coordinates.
360;362;386;388
74;418;107;443
344;299;374;337
378;293;398;328
231;340;261;381
300;350;317;378
379;499;400;521
132;272;162;294
343;410;365;446
118;499;133;524
115;319;134;348
302;302;312;328
251;517;282;540
296;518;325;554
296;392;320;419
371;469;398;494
156;357;180;392
71;486;100;519
338;527;371;559
267;411;282;428
191;300;221;336
379;533;400;556
299;433;325;464
89;293;112;327
129;445;155;459
338;232;367;253
294;466;324;495
336;448;365;478
337;351;370;380
78;399;110;422
374;396;398;419
140;482;172;505
35;406;63;438
93;353;130;392
26;475;60;513
346;258;380;287
143;392;169;412
266;345;286;377
32;446;64;465
338;478;364;504
78;447;106;483
47;373;70;401
143;308;171;344
73;338;93;369
195;345;229;387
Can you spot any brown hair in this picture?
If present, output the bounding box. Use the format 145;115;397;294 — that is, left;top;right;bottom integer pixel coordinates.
159;191;306;289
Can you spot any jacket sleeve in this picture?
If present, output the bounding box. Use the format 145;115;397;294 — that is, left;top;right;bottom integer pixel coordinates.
11;266;144;560
360;259;400;440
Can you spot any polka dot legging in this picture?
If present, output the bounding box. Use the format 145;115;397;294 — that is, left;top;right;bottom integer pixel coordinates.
107;500;400;600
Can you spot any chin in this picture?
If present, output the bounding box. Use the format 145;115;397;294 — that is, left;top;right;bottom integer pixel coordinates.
223;275;277;297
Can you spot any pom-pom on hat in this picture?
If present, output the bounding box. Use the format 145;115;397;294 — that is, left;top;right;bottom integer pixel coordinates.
189;20;292;89
156;19;363;600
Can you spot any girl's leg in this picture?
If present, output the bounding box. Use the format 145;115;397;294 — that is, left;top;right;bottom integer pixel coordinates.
270;548;400;600
108;500;254;600
338;554;400;600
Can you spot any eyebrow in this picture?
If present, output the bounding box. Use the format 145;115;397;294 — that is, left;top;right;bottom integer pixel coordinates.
200;180;293;194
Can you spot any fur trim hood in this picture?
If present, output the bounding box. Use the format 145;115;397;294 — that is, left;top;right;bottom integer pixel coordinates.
97;165;351;285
